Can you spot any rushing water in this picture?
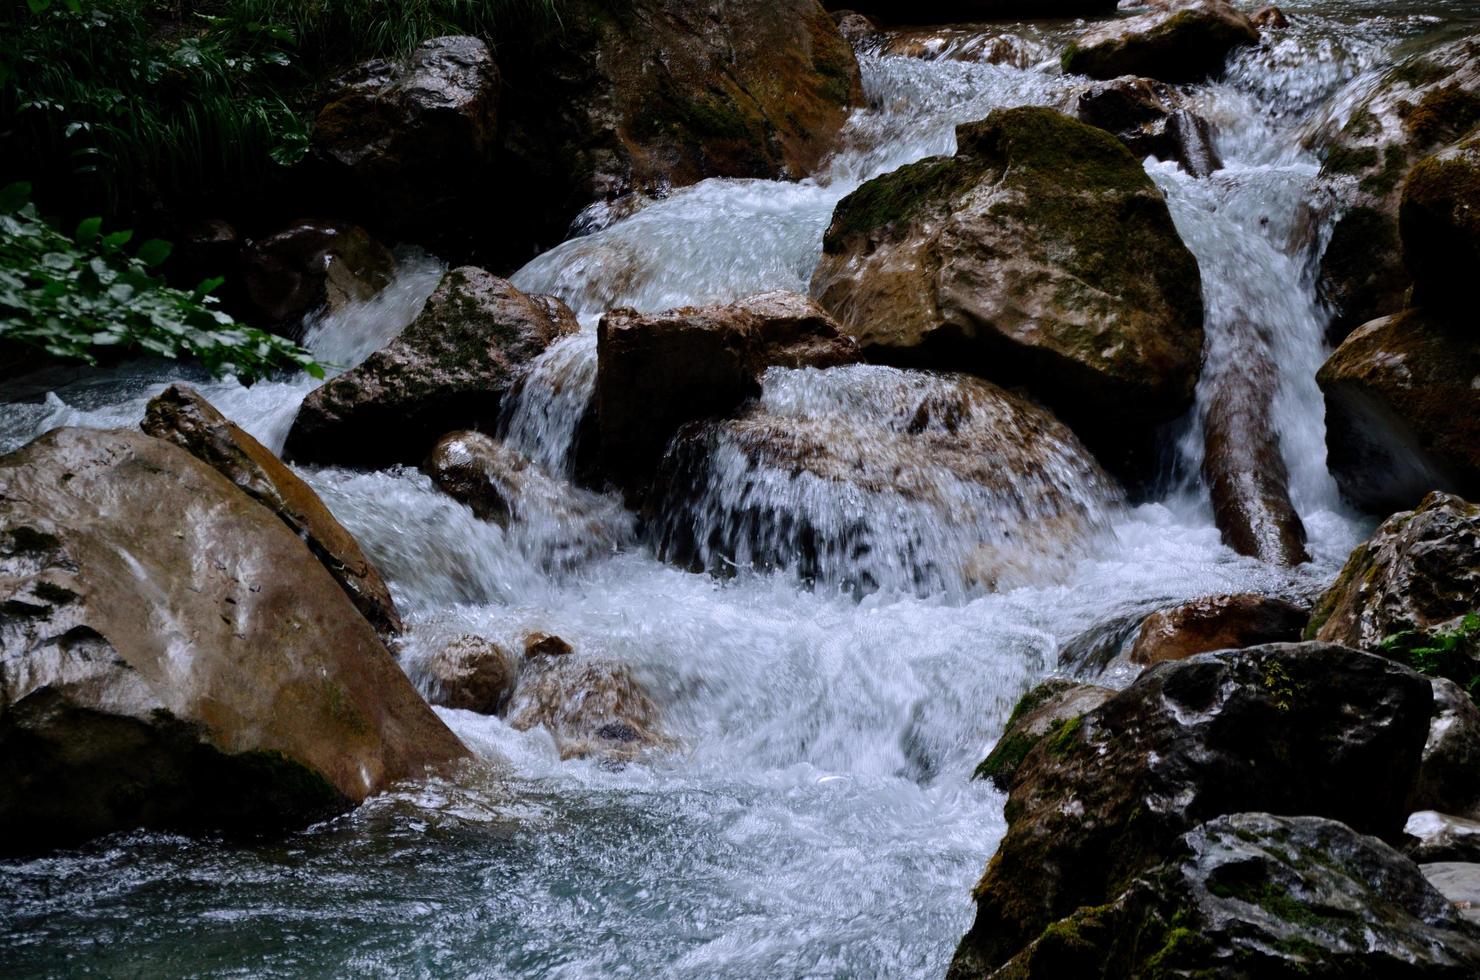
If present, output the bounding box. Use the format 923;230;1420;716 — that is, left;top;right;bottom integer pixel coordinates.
3;3;1476;976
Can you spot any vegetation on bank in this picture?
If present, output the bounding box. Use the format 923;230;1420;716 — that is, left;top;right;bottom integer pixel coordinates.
0;182;320;379
1379;613;1480;704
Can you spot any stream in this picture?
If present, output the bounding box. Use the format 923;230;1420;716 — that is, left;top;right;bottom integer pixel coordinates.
3;2;1477;976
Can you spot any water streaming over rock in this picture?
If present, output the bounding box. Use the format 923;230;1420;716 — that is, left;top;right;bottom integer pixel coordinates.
5;4;1470;975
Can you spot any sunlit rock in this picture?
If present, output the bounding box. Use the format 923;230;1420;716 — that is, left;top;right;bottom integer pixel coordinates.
1129;593;1308;665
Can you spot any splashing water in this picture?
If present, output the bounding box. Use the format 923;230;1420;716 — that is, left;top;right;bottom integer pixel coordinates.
7;4;1469;975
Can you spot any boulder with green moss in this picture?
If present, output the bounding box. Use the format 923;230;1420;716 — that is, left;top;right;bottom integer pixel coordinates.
1062;0;1258;84
1314;37;1480;336
1308;492;1480;653
0;428;468;855
976;813;1480;978
1401;130;1480;317
812;107;1204;472
975;680;1113;791
285;267;577;468
824;0;1116;23
1318;310;1480;511
949;642;1434;976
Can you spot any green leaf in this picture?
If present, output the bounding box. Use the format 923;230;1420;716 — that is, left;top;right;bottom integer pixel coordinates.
27;0;54;13
102;229;134;250
74;216;102;243
193;275;226;297
136;239;172;267
0;183;30;214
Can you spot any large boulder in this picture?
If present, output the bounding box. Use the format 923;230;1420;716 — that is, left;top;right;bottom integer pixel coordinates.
238;220;396;332
490;0;862;269
1129;593;1308;665
1315;37;1480;336
596;291;857;496
973;813;1480;978
1073;75;1223;177
142;385;403;638
648;365;1122;595
1318;310;1480;511
1401;130;1480;317
1308;492;1480;651
811;107;1204;472
950;643;1434;973
1410;679;1480;820
285;267;577;468
0;428;467;853
311;36;500;240
1062;0;1259;84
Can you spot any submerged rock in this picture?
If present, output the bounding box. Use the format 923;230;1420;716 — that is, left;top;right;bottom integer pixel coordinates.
239;220;396;332
422;430;529;527
524;633;574;660
951;642;1434;973
286;267;576;468
596;291;857;496
649;365;1122;596
974;680;1113;791
421;636;519;716
812;107;1203;473
311;36;500;238
1314;37;1480;336
1318;310;1480;511
1074;75;1223;177
974;813;1480;978
1308;492;1480;651
0;428;467;853
1129;593;1308;665
1062;0;1258;84
143;385;403;638
507;657;668;762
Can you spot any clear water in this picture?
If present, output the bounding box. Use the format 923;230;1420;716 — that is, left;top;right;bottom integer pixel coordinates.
4;3;1475;976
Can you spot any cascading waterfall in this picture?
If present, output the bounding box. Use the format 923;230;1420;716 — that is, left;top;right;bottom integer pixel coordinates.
4;4;1455;975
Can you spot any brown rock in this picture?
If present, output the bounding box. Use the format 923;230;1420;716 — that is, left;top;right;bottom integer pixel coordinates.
507;658;669;761
1074;76;1223;177
422;636;518;715
812;107;1204;473
825;0;1117;23
1063;0;1259;83
421;431;528;527
285;267;577;468
596;290;857;496
1318;309;1480;511
0;428;467;854
1250;5;1289;29
143;384;403;637
1129;593;1308;665
239;220;396;331
1308;492;1480;651
524;633;574;660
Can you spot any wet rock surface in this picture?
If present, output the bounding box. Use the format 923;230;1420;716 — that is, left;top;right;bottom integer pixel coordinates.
1318;310;1480;511
1401;130;1480;318
812;107;1204;472
649;365;1122;595
286;267;576;468
975;813;1480;978
826;0;1116;23
596;291;857;496
1315;36;1480;336
143;385;403;638
1410;679;1480;820
421;636;518;716
0;428;467;853
974;679;1113;791
1129;593;1308;665
311;36;500;239
1074;75;1223;177
1063;0;1259;84
1308;492;1480;651
239;221;396;332
951;642;1434;974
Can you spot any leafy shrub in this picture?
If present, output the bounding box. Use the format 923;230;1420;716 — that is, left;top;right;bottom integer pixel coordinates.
0;182;321;381
1378;612;1480;704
